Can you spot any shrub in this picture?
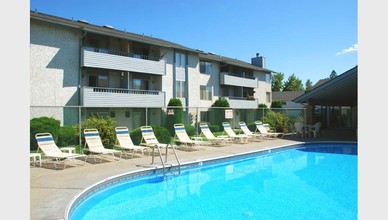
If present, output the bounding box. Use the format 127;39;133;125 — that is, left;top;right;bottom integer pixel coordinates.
130;125;172;145
57;125;78;147
211;98;231;130
30;116;61;151
165;98;183;136
184;124;196;136
263;111;289;132
81;114;117;148
258;103;268;108
271;100;283;108
208;124;220;133
247;122;257;132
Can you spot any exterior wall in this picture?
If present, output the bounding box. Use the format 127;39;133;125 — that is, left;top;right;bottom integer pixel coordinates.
256;71;272;107
198;61;220;108
30;20;81;125
161;48;174;104
187;52;200;107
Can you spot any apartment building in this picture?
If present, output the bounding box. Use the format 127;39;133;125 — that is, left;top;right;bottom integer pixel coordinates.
30;11;274;129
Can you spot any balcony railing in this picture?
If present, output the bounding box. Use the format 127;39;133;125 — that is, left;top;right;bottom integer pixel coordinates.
220;72;257;88
81;87;165;107
81;47;166;75
223;96;259;108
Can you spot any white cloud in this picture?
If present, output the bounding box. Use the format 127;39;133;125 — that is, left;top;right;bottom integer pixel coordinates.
336;43;358;55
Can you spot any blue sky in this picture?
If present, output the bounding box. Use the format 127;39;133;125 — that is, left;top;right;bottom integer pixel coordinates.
30;0;357;86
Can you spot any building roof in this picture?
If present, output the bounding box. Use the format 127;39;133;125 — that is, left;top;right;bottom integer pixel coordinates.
30;10;200;53
31;10;275;74
312;79;330;89
272;91;305;101
199;53;274;73
293;65;357;106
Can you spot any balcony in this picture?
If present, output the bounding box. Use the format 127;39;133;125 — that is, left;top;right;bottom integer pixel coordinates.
220;72;257;88
81;87;165;107
81;47;166;75
224;97;258;109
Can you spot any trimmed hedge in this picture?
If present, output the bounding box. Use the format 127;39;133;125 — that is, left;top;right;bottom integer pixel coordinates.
81;114;117;148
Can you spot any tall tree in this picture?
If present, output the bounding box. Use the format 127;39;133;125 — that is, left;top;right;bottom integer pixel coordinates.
305;79;313;92
271;72;284;91
283;74;304;91
330;70;337;79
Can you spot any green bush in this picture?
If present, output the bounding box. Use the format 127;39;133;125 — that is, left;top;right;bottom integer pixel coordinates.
81;114;117;149
30;116;61;151
165;98;183;136
184;124;196;136
208;124;220;133
130;125;172;145
211;98;231;130
247;122;257;132
57;125;78;147
263;111;289;132
258;103;268;108
271;100;283;108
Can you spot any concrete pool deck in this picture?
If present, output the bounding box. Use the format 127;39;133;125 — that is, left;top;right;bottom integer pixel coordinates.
30;135;356;220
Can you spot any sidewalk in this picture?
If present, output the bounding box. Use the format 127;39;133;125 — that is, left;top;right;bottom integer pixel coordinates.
30;138;308;220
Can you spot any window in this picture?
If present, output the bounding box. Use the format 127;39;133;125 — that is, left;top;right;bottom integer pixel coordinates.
175;52;186;68
89;75;108;87
133;79;149;90
266;92;271;103
200;61;212;74
176;81;186;98
265;74;271;83
200;86;212;100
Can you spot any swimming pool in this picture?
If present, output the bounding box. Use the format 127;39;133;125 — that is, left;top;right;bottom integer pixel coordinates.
68;142;357;220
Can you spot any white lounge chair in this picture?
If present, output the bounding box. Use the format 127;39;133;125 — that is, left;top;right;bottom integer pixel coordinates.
115;126;151;157
222;122;249;143
140;126;177;164
238;121;264;141
173;124;208;149
35;133;86;169
199;123;233;145
83;128;122;162
255;121;284;139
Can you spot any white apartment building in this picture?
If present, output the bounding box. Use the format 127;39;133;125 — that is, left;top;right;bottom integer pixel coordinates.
30;11;274;129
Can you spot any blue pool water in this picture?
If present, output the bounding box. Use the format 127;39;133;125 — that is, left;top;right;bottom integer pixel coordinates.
69;143;357;220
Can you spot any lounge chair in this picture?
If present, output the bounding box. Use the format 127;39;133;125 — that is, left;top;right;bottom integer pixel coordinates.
140;126;177;164
35;133;86;169
115;126;151;157
199;123;233;145
83;128;122;162
255;121;284;139
173;123;208;148
222;122;249;143
238;121;264;141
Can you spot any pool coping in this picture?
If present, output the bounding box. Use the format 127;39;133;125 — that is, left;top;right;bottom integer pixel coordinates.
64;140;357;219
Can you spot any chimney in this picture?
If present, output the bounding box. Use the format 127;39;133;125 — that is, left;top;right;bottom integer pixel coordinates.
251;53;266;68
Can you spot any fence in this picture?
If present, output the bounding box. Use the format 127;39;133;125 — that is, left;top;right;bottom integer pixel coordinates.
30;106;306;147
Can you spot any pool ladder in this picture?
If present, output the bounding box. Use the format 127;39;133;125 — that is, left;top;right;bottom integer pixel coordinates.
153;143;181;176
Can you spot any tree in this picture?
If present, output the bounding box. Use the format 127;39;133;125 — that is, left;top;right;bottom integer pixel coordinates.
271;72;284;91
330;70;337;79
283;74;304;91
305;79;313;92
